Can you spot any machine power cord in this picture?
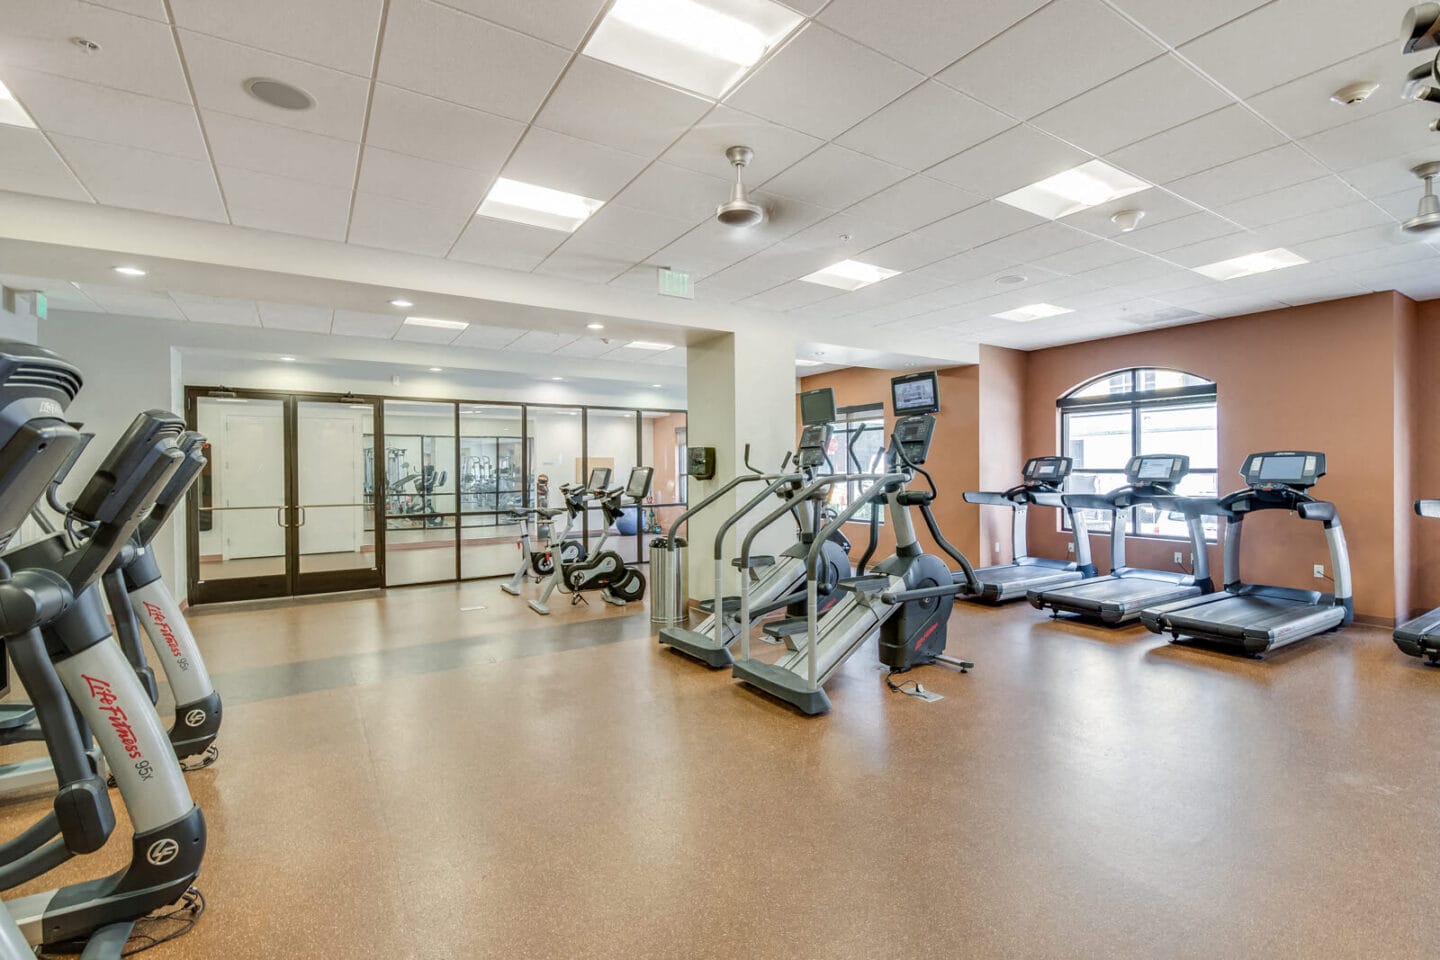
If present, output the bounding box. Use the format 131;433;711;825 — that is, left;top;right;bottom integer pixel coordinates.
885;671;930;700
179;744;220;773
38;887;206;959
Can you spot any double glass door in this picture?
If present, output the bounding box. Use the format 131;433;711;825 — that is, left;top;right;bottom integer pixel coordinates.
188;390;382;604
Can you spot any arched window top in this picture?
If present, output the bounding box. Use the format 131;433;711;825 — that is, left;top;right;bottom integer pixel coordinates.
1059;367;1215;409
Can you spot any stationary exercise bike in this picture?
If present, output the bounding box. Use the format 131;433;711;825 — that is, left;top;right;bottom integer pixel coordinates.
556;467;653;606
527;468;613;615
499;504;589;595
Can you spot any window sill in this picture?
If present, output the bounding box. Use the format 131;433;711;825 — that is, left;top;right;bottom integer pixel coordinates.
1065;530;1218;545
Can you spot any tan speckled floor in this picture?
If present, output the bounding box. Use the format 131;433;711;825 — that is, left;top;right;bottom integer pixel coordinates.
4;582;1438;959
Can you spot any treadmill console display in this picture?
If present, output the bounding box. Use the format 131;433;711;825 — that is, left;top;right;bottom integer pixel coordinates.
1023;456;1073;485
795;424;832;469
1126;454;1189;486
1243;451;1325;489
889;414;936;467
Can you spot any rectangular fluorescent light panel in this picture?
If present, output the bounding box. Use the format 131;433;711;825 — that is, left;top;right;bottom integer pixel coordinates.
477;178;604;233
404;316;469;330
993;303;1074;323
626;340;675;351
1192;248;1308;281
800;259;901;292
794;359;823;367
0;80;36;129
584;0;803;98
997;160;1150;220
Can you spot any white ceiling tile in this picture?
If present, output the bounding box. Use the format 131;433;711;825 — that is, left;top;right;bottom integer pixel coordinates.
610;343;683;364
758;144;908;210
347;193;472;257
742;281;842;311
1163;233;1284;270
937;0;1163;120
393;321;466;344
86;0;169;20
0;127;89;202
170;0;384;75
1293;226;1435;266
1166;144;1332;207
365;84;524;171
203;112;359;187
1247;44;1403;140
502;127;648;202
1114;211;1241;255
563;203;692;256
1253;200;1396;248
257;302;334;332
535;57;711;157
378;0;569;121
0;0;190;101
1337;146;1440;198
1032;55;1231;155
507;330;580;353
332;310;403;338
835;81;1011;172
1216;177;1365;230
551;337;621;358
917;248;1025;284
752;191;846;239
725;24;923;140
50;134;225;221
1077;255;1186;288
533;247;640;284
1107;0;1269;45
653;206;813;279
661;105;822;184
1179;0;1399;100
1060;188;1201;239
859;234;971;272
76;285;185;320
453;324;528;348
437;0;607;48
171;293;260;326
1301;107;1440;173
3;68;208;160
971;223;1092;264
911;201;1043;254
818;0;1048;75
781;212;905;265
181;31;371;140
1108;105;1286;184
1042;241;1145;276
217;165;352;241
357;146;489;210
843;176;981;233
926;125;1087;199
449;216;568;271
610;162;731;223
40;289;106;312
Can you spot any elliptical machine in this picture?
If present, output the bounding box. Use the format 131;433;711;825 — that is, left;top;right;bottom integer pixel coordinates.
554;467;653;607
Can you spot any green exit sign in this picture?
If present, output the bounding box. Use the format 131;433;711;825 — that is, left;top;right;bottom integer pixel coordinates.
34;293;46;319
657;268;693;300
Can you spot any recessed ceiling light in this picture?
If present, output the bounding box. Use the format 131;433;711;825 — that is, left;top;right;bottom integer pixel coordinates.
996;274;1027;285
389;299;414;308
244;77;314;111
112;266;147;277
626;341;674;351
477;178;604;233
551;377;564;381
587;322;605;330
278;356;296;363
800;259;901;291
428;367;443;372
584;0;802;98
993;303;1074;323
1192;248;1308;281
998;160;1150;220
795;359;823;367
403;316;469;330
651;383;663;388
0;80;36;129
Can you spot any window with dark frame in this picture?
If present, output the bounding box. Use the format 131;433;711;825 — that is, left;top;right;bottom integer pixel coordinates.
821;403;887;525
1058;368;1219;541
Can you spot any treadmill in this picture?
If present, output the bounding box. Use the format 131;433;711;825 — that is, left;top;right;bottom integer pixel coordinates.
1395;501;1440;662
1142;451;1354;657
962;456;1096;603
1028;454;1211;625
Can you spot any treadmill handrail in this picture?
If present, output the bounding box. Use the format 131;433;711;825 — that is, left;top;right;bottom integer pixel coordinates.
963;491;1013;507
1417;499;1440;519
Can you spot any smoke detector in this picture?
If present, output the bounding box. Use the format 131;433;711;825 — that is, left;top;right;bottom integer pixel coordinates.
1330;81;1380;105
1404;161;1440;233
716;146;765;228
1111;209;1145;232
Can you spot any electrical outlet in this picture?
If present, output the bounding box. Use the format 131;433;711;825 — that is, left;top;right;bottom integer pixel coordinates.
1173;551;1183;564
1067;543;1074;554
1313;563;1325;579
994;541;1000;555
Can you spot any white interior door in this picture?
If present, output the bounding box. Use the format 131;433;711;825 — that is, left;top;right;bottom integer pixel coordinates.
219;407;286;561
297;401;371;574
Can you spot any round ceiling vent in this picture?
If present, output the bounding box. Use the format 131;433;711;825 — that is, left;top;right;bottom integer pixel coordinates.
243;77;315;111
996;274;1028;285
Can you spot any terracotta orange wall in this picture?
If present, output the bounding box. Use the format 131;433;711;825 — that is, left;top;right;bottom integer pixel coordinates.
647;412;686;532
1414;300;1440;616
798;366;981;566
1023;292;1409;623
976;345;1028;567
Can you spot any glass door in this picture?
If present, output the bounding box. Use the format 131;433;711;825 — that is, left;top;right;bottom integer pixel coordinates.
188;390;383;603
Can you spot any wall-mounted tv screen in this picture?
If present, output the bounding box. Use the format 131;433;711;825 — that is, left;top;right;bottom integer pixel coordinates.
800;387;837;426
892;371;940;415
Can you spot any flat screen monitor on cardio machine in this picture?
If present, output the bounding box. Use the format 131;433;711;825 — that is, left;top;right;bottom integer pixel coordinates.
1245;452;1324;487
892;371;940;416
1134;456;1180;483
799;387;836;426
586;467;612;492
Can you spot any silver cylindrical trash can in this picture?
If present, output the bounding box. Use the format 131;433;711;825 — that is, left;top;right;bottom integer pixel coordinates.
649;536;688;626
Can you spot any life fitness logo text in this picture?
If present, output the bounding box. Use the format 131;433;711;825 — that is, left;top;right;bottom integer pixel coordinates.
81;675;145;761
146;838;180;867
142;601;187;667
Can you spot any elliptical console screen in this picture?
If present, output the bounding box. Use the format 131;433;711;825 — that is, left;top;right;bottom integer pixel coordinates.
891;415;936;466
1136;457;1175;481
586;467;612;491
800;387;837;426
891;371;940;415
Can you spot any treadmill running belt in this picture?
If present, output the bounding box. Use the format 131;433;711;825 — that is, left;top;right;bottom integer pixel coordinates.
970;563;1083;602
1163;596;1346;643
1396;607;1440;644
